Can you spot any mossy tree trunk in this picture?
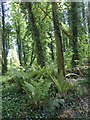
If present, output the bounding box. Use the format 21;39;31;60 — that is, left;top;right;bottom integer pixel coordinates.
15;20;22;66
71;2;79;68
48;32;54;62
52;2;65;77
27;3;45;67
88;2;90;41
87;2;90;64
1;2;7;75
87;2;90;108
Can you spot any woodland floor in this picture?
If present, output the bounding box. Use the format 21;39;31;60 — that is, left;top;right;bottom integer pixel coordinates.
2;66;89;120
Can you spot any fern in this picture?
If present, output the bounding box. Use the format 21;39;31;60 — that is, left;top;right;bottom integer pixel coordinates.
22;79;51;105
50;72;74;94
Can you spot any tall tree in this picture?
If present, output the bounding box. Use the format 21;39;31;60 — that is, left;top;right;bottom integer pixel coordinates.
1;2;7;74
87;2;90;111
87;2;90;63
52;2;65;76
71;2;79;68
82;2;86;29
12;3;22;66
27;3;45;67
48;23;54;62
48;32;54;62
0;3;2;75
11;3;26;66
15;19;22;65
87;2;90;38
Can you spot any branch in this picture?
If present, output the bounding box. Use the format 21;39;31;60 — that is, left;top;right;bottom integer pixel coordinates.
39;4;52;21
60;22;72;39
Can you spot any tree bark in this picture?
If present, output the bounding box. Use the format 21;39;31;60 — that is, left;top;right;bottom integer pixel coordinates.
87;2;90;63
52;2;65;76
27;3;45;67
71;2;79;68
22;43;26;65
1;2;7;75
87;2;90;115
82;2;86;29
48;32;54;62
88;2;90;37
16;20;22;66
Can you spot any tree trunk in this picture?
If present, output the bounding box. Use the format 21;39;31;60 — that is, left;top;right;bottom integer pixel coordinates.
14;5;22;66
52;2;65;76
22;43;27;65
0;3;2;75
27;3;45;67
16;20;22;66
48;32;54;62
1;2;7;75
30;42;36;66
71;2;79;68
82;2;86;29
88;2;90;37
87;2;90;63
87;2;90;115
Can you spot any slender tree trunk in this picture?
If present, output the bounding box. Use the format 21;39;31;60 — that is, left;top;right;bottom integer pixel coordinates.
22;43;26;65
30;42;36;66
71;2;79;68
67;6;73;48
0;3;2;75
48;32;54;62
87;2;90;115
1;2;7;74
27;3;45;67
81;2;87;40
82;2;86;29
87;2;90;36
87;2;90;63
52;2;65;76
6;32;9;58
15;20;22;66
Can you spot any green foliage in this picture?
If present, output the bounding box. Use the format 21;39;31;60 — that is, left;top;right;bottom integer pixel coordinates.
1;75;14;85
2;66;29;92
1;2;89;119
2;64;74;96
79;42;88;65
26;64;57;81
64;48;73;69
2;85;30;119
75;80;88;96
77;79;89;85
76;86;87;96
73;79;88;97
2;83;87;119
48;98;65;112
23;79;51;106
24;64;74;98
23;81;35;97
51;71;74;94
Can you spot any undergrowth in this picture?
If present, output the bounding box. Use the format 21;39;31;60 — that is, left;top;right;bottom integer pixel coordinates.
1;64;88;119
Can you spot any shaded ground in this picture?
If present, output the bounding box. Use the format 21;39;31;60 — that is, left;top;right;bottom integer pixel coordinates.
2;65;89;119
2;81;89;120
